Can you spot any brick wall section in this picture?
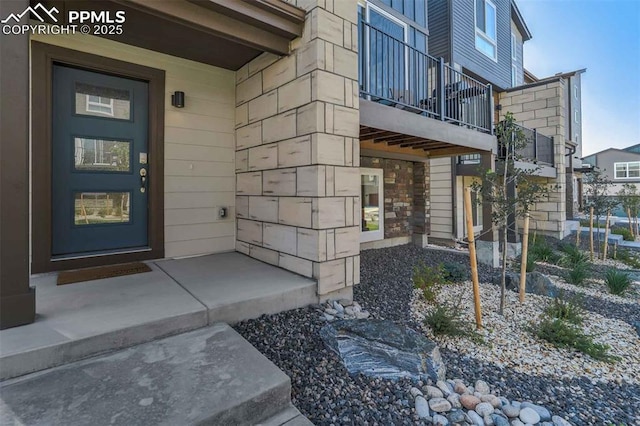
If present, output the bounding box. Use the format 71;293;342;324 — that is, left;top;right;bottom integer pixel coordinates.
361;157;430;239
235;0;361;296
499;80;567;239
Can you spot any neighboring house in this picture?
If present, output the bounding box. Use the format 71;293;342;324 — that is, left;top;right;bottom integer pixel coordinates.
419;0;586;245
582;144;640;198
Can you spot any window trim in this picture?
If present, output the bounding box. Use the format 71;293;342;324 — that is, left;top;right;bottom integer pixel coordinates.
85;94;115;117
614;161;640;179
575;109;579;123
474;0;498;61
511;32;517;60
364;2;410;95
511;64;517;86
360;167;385;243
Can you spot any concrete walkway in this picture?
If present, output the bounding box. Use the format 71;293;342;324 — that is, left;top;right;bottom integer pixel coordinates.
0;253;316;380
1;324;312;426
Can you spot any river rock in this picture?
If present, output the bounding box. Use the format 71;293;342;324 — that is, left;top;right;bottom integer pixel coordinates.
425;385;444;399
433;414;449;425
448;409;466;424
511;420;525;426
460;394;481;410
437;380;453;396
521;402;551;421
519;407;541;424
410;387;423;398
502;404;520;418
552;415;572;426
475;380;490;395
332;301;345;313
454;382;468;394
415;396;430;418
475;402;494;417
491;414;510;426
447;393;461;409
429;397;452;413
481;394;501;408
466;410;485;426
319;319;446;381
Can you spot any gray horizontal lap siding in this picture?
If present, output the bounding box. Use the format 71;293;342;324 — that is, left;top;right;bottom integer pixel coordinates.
427;0;451;62
451;0;512;89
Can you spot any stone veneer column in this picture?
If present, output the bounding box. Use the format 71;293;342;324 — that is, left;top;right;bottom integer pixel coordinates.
499;80;567;240
234;0;360;299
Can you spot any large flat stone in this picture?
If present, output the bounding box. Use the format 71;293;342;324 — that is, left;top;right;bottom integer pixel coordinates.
0;324;292;426
320;319;445;381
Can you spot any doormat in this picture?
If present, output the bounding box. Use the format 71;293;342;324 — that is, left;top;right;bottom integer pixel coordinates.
57;262;152;285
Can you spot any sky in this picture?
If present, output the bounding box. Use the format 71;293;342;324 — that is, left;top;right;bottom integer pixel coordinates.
516;0;640;157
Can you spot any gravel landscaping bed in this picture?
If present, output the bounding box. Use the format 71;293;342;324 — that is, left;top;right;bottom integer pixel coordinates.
234;244;640;425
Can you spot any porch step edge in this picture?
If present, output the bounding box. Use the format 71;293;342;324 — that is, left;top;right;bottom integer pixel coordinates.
0;323;293;426
0;309;207;381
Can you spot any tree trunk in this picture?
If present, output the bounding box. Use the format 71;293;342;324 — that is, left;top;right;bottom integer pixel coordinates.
628;208;634;237
500;215;508;315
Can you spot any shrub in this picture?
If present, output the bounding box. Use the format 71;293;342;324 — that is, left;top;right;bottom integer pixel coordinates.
442;262;469;283
534;318;615;362
529;239;561;264
413;263;446;303
517;253;537;272
565;262;589;286
559;244;589;268
612;228;634;241
424;304;468;337
604;269;632;295
544;295;583;325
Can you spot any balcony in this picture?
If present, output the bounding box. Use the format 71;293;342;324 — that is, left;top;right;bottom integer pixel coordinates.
358;20;496;159
456;124;555;177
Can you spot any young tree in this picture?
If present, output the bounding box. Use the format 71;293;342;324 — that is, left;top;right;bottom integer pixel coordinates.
617;183;640;237
583;168;618;257
471;112;551;315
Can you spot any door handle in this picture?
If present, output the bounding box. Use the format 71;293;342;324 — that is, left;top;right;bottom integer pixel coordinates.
140;168;147;193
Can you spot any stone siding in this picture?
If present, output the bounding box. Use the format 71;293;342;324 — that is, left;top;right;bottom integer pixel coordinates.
235;0;360;297
500;80;568;239
361;157;430;241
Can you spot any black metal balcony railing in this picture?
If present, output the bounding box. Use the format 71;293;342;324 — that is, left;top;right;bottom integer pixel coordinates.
358;21;493;134
499;123;555;167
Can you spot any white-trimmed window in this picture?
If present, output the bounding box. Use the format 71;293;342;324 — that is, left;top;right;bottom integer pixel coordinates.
574;85;579;100
475;0;497;60
575;109;579;123
86;94;114;116
360;168;384;242
511;64;517;86
615;162;640;179
511;32;517;60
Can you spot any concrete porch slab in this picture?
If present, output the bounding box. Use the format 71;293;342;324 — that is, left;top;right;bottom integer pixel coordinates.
0;324;297;426
1;252;317;381
0;263;207;381
156;252;317;324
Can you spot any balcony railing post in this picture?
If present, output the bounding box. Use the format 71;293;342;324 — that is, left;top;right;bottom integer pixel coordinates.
487;84;493;135
533;128;538;161
437;57;445;121
550;136;554;167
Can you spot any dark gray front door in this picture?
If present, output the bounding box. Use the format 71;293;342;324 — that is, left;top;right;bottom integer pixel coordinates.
52;65;149;256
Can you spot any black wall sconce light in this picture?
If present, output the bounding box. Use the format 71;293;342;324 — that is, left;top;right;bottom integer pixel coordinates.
495;104;502;111
171;91;185;108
